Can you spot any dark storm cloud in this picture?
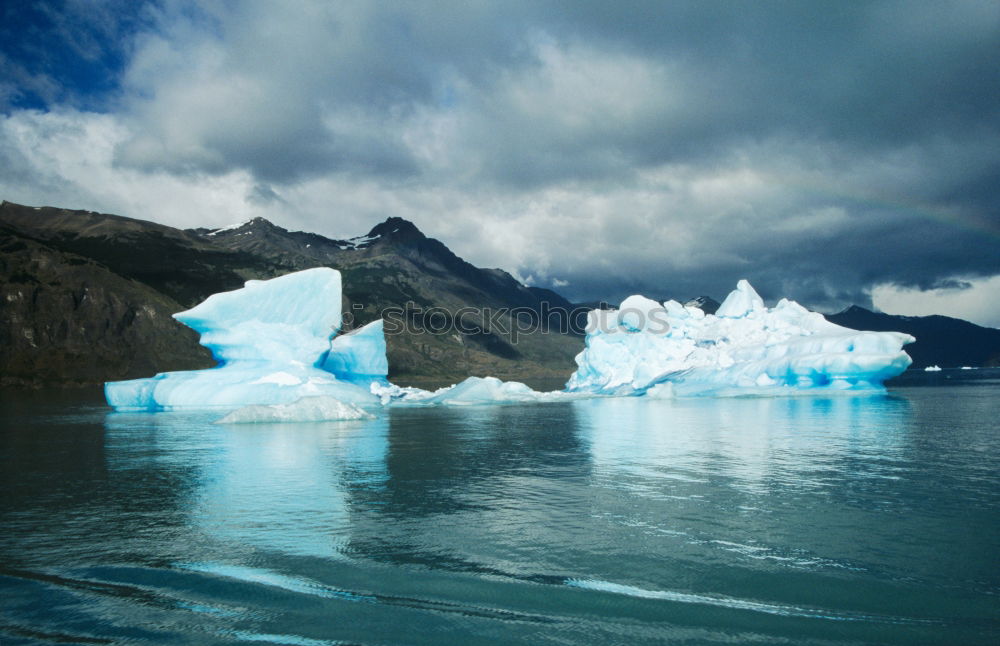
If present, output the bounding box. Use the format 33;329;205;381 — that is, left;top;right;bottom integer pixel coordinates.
2;0;998;319
558;184;1000;310
577;1;999;134
36;1;995;194
406;1;998;191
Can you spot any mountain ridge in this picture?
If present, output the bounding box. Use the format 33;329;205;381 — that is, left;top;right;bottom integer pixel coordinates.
2;200;997;387
1;201;583;387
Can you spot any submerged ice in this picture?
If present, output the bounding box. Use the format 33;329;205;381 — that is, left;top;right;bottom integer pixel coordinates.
105;270;914;414
217;396;374;424
372;376;583;407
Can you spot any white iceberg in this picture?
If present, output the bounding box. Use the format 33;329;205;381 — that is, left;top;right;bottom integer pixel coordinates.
105;270;915;412
924;365;942;372
715;279;767;318
105;268;378;411
566;280;913;396
216;396;374;424
378;376;584;406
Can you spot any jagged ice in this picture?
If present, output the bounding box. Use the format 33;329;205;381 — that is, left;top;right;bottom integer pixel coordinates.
105;270;914;416
565;280;914;396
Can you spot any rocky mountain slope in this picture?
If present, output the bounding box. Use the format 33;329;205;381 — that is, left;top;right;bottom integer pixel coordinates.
0;217;214;386
683;296;721;315
188;214;585;382
0;201;583;387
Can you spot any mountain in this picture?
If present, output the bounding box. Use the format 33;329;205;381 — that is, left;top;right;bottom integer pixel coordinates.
827;305;1000;369
0;212;215;386
6;199;997;388
0;201;582;387
188;214;584;382
191;215;579;318
0;203;284;306
684;296;721;315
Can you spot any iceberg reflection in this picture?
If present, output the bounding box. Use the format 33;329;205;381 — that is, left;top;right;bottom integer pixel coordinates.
572;395;911;496
186;417;389;558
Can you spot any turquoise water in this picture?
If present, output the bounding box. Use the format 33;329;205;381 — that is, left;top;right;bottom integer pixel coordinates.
1;378;998;644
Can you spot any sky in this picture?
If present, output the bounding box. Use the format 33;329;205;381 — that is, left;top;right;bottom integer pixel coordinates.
2;1;999;326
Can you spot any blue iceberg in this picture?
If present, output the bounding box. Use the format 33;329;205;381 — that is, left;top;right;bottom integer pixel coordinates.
105;270;915;414
105;268;378;411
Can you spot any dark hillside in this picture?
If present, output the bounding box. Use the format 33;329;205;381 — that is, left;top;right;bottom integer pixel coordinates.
1;201;583;387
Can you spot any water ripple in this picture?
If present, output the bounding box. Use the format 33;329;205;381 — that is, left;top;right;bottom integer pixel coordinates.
179;561;560;626
565;579;942;625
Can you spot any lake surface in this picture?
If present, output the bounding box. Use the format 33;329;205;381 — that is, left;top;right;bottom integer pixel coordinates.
2;374;999;644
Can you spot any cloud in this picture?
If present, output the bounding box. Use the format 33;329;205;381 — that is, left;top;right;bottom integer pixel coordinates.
1;0;998;324
0;108;271;229
873;276;1000;328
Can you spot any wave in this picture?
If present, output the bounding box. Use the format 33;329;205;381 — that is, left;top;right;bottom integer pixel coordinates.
565;578;940;625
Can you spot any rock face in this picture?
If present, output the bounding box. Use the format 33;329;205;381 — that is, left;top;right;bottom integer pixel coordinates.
0;221;213;387
1;201;583;387
0;203;281;306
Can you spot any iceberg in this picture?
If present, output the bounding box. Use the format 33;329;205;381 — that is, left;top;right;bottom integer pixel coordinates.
105;269;915;413
715;279;766;318
566;280;913;396
420;376;540;405
377;376;582;406
105;268;378;411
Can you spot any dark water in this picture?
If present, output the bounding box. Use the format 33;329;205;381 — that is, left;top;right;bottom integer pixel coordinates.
2;378;998;644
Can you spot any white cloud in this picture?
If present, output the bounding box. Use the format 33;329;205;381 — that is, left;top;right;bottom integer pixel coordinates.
0;109;267;228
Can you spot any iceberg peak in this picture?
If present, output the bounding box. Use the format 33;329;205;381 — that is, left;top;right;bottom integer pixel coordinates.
715;279;766;318
174;267;341;364
617;295;670;333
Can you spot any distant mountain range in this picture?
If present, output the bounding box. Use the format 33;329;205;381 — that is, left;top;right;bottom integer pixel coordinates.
1;200;997;387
